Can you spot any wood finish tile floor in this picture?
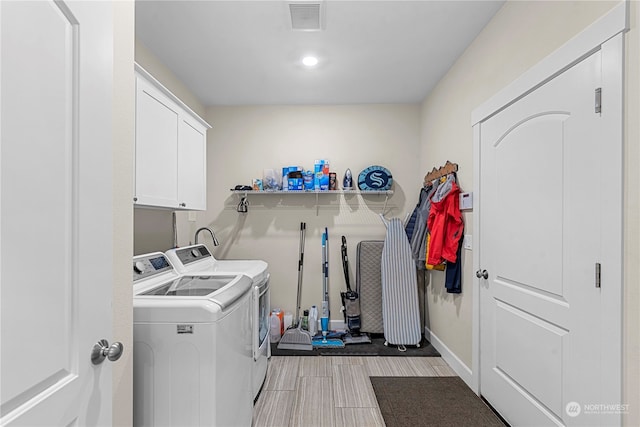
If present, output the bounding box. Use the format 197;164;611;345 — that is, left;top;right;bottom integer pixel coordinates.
252;356;457;427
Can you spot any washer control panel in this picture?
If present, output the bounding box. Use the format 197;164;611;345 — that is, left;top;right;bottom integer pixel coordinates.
175;245;211;266
133;253;174;282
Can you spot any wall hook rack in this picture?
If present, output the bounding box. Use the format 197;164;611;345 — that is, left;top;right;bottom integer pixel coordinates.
423;160;458;186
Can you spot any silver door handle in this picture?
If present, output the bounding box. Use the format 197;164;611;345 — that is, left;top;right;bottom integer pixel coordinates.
91;339;124;365
476;269;489;280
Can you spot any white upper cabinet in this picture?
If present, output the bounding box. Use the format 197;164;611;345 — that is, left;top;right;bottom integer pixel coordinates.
178;116;207;210
134;64;211;211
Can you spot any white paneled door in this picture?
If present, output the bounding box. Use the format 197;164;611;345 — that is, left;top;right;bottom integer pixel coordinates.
478;37;623;426
1;1;115;425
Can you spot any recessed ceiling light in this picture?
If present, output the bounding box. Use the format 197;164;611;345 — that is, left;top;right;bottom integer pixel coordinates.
302;56;319;67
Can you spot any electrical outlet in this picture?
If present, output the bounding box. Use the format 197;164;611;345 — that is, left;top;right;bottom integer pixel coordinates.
188;211;197;222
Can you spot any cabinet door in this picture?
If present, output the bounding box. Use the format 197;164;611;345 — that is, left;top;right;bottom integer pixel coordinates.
177;116;207;210
134;77;179;208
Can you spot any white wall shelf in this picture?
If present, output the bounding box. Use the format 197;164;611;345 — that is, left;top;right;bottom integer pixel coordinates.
230;189;393;215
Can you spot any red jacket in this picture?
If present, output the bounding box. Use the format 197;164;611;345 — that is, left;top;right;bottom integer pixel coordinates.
427;179;464;265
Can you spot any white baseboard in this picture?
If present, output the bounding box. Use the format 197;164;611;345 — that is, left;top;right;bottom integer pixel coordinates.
424;327;475;391
330;320;346;331
302;319;346;332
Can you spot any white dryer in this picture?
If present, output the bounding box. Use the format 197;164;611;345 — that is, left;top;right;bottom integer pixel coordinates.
132;252;253;427
165;245;270;400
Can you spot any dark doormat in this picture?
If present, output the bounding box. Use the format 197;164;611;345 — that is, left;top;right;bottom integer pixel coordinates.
270;334;440;357
370;376;507;427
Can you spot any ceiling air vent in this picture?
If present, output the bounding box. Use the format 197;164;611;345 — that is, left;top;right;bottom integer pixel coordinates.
289;1;324;31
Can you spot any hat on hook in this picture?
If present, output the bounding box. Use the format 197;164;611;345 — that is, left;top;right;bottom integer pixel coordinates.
358;165;393;191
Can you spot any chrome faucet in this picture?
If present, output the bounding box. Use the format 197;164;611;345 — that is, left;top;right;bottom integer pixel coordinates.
194;227;220;246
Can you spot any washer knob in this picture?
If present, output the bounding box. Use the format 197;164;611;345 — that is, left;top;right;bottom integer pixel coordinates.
134;261;145;274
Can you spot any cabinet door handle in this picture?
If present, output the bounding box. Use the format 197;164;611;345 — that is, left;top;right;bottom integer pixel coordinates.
180;202;186;207
133;197;138;202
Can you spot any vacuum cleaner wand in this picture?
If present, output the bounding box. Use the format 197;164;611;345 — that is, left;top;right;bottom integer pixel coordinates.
341;236;351;291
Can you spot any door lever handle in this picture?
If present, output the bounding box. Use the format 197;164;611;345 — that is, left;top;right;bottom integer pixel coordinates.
476;269;489;280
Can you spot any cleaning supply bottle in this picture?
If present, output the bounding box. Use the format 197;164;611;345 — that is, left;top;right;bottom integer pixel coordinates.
270;311;281;343
273;309;284;335
309;305;318;336
302;310;309;330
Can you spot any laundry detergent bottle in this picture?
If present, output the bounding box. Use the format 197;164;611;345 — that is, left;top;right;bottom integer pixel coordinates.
270;311;281;343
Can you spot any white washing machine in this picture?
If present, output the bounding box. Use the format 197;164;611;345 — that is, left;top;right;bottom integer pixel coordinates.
165;244;270;400
132;252;254;427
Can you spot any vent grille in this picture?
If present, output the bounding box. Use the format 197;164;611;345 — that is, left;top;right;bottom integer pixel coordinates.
289;2;323;31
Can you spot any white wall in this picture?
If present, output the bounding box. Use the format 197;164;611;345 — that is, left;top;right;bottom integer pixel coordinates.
135;40;205;118
178;104;421;320
133;208;174;255
420;0;639;424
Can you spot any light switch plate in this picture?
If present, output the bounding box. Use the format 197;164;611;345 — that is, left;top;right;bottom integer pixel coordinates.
463;234;472;250
460;192;473;210
188;211;197;222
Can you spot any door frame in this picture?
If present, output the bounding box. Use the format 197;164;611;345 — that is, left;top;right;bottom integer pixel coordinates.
470;0;627;407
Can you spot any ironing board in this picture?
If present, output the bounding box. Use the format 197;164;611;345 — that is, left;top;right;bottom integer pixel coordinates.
381;217;422;348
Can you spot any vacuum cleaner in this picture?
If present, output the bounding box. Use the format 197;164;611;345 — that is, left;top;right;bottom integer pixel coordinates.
340;235;361;334
340;235;371;345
